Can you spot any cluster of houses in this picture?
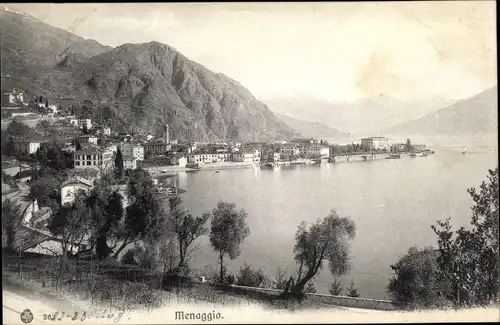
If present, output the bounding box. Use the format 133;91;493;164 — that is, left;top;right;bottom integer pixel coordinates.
360;136;426;153
1;88;59;118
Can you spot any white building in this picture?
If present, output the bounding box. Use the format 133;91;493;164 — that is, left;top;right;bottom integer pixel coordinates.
70;118;92;130
60;177;93;206
361;137;389;151
13;140;41;155
121;143;144;161
102;127;111;136
280;145;300;157
123;155;138;170
2;89;24;105
73;145;113;171
187;152;231;164
232;152;254;162
75;135;99;146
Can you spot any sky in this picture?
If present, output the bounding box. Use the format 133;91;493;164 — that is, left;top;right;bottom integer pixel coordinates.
7;2;498;103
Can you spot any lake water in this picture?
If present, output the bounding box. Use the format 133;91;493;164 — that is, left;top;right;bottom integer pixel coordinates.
176;143;497;300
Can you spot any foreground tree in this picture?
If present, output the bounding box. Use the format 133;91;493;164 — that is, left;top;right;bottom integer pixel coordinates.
330;279;344;296
113;168;165;258
2;199;22;252
209;201;251;284
347;281;360;297
168;195;209;271
431;167;499;306
282;210;356;297
387;246;446;308
236;263;266;287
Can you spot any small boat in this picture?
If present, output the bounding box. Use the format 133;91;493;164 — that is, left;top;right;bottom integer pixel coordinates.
215;170;220;173
462;147;467;154
421;153;428;157
386;154;401;159
409;153;417;158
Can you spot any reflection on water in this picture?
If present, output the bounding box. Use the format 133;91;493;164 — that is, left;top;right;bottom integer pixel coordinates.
177;145;497;299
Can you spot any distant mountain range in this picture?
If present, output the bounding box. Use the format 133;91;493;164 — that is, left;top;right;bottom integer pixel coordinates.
383;86;498;137
274;113;350;141
0;6;297;142
265;95;457;136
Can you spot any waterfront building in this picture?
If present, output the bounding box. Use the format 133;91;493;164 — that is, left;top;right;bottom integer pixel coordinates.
187;152;231;164
232;152;254;162
361;137;389;151
390;143;406;153
142;141;171;158
73;145;113;170
280;144;300;158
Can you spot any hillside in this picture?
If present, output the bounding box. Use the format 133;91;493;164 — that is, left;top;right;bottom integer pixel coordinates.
0;6;297;142
275;113;350;141
383;86;498;137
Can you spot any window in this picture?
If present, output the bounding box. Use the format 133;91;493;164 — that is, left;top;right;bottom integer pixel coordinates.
75;161;80;166
87;161;91;166
87;155;91;160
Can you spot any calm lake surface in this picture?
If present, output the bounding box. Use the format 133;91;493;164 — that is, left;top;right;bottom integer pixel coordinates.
177;142;497;299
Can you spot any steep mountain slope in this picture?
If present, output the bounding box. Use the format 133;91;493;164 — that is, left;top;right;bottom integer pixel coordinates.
0;5;111;95
0;7;297;142
383;86;498;137
275;113;350;141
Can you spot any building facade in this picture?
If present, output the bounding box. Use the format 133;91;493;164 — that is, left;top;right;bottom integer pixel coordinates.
361;137;389;151
123;156;138;170
187;152;231;164
73;146;113;170
122;143;145;161
13;140;41;155
70;118;93;130
142;142;171;158
60;177;93;206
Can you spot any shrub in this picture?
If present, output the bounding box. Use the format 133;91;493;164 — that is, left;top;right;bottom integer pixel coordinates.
236;263;265;287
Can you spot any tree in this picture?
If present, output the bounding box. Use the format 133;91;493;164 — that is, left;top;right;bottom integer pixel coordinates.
405;138;412;152
87;186;124;260
431;167;499;306
2;199;21;252
388;246;447;308
47;190;93;256
209;201;251;284
4;137;15;157
45;99;49;108
236;263;266;287
330;279;343;296
113;168;165;258
305;282;317;293
114;148;124;179
282;210;356;297
273;266;288;290
347;281;360;297
168;195;209;270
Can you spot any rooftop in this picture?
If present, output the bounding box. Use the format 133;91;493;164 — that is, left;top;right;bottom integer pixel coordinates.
75;144;110;154
61;176;93;188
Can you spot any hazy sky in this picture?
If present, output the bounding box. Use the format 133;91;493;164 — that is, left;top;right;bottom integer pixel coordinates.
8;2;497;103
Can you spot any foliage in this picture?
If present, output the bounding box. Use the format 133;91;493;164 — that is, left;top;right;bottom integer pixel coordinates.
347;281;360;297
330;279;343;296
283;210;356;295
405;138;413;152
236;263;266;287
47;190;93;256
2;199;22;252
305;282;317;293
431;167;499;306
168;195;209;269
28;172;62;213
114;147;124;179
113;168;166;258
388;246;447;308
34;141;74;171
273;266;288;290
209;201;251;283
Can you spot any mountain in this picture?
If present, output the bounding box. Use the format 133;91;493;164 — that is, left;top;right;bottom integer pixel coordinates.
0;6;297;142
275;113;350;141
265;95;457;137
383;86;498;137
